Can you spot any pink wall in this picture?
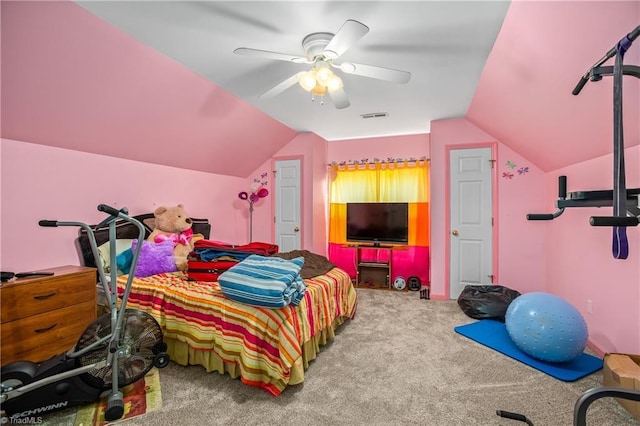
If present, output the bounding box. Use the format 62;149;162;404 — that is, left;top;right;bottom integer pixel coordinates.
496;142;548;294
232;166;274;245
430;118;547;299
431;119;640;354
246;132;329;255
544;146;640;354
309;134;331;256
468;0;640;172
1;1;298;178
0;139;247;272
327;134;429;164
276;133;328;255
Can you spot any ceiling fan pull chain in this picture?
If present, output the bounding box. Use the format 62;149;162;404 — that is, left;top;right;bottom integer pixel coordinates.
310;94;325;105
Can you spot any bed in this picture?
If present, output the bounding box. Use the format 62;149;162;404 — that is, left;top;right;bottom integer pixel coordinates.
77;213;358;396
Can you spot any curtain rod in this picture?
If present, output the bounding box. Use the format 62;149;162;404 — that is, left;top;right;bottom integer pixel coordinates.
327;156;429;168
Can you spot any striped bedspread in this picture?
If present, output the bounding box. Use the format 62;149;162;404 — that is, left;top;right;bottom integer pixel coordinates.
116;267;357;396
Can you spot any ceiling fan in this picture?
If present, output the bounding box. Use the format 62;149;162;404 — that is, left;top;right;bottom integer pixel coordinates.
233;20;411;109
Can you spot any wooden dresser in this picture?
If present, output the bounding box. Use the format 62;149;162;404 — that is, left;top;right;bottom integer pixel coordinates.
1;265;96;366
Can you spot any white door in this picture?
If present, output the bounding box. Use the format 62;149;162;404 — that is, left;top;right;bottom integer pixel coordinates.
449;147;494;299
275;159;302;252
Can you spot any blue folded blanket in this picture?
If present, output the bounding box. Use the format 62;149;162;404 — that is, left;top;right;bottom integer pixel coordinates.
217;254;306;308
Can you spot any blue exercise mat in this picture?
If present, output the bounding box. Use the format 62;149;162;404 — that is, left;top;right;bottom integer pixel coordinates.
454;319;603;382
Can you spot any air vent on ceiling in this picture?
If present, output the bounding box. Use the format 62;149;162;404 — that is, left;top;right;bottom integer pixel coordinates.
361;112;388;119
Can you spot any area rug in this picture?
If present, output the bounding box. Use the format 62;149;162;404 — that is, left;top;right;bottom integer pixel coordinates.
74;367;162;426
454;319;603;382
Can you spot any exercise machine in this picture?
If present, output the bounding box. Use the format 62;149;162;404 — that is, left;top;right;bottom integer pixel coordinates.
527;175;640;225
0;204;169;422
573;387;640;426
497;387;640;426
527;25;640;259
511;25;640;425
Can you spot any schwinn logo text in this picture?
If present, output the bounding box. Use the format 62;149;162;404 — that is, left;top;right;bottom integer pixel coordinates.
7;401;67;421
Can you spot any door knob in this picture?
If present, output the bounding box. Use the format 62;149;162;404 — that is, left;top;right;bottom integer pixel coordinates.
451;230;459;236
294;227;300;232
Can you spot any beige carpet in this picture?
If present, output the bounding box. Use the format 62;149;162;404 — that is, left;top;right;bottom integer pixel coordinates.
42;289;638;425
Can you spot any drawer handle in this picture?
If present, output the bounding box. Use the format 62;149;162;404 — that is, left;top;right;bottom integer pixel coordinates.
34;323;57;333
33;291;57;300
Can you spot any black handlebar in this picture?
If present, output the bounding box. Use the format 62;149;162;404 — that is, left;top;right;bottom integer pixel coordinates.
39;204;128;229
574;386;640;426
38;220;58;227
97;204;124;217
629;25;640;43
526;214;555;221
572;76;589;96
496;410;534;426
589;216;639;227
96;204;128;228
573;25;640;96
558;175;567;198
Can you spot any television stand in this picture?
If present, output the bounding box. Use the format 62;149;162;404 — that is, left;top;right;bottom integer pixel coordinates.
350;244;406;291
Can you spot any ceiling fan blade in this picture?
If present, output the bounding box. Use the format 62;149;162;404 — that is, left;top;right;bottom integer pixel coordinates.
328;88;350;109
189;3;281;34
322;19;369;59
339;62;411;84
234;48;309;63
259;73;302;100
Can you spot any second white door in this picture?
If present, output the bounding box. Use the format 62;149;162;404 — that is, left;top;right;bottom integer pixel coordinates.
274;158;302;252
449;147;494;299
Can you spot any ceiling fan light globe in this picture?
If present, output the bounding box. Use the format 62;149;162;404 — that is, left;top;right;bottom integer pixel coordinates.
299;70;317;92
315;66;333;87
327;75;343;93
311;83;327;96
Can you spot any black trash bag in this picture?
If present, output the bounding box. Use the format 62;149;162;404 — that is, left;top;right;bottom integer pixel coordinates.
456;285;521;322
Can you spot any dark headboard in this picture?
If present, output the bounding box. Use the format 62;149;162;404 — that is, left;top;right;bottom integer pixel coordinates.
76;213;211;268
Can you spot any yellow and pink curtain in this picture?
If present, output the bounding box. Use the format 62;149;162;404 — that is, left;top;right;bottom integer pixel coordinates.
328;161;430;284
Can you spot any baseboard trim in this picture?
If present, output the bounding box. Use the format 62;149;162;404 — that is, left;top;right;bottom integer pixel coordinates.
586;340;606;358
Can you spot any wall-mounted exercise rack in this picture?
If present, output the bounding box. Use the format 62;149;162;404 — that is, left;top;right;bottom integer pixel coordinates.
572;62;640;95
527;175;640;226
527;26;639;260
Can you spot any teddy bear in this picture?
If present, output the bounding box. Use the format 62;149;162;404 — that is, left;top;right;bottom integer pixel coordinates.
143;204;203;271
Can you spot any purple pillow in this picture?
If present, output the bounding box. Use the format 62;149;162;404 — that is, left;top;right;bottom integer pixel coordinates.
131;239;177;277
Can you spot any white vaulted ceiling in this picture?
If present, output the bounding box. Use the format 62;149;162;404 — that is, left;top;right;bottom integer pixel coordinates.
74;1;511;141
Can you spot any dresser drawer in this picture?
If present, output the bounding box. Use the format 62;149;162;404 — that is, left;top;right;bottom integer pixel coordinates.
0;270;95;322
1;300;96;365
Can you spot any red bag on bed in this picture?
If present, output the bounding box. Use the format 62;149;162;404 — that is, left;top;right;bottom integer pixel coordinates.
192;240;279;256
186;259;239;282
187;240;279;282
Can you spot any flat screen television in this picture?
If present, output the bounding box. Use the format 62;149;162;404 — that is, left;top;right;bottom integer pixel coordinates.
346;202;409;246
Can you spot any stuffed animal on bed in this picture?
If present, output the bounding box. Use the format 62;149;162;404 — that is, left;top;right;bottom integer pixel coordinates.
143;204;203;271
